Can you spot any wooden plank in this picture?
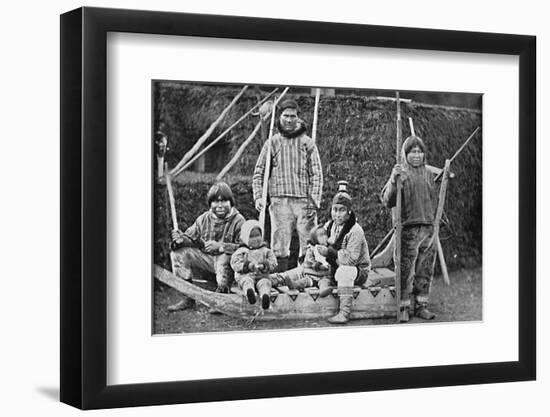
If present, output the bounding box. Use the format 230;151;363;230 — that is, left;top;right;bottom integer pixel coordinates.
154;265;397;321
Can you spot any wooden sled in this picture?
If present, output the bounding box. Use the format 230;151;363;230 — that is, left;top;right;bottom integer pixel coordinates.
154;264;397;321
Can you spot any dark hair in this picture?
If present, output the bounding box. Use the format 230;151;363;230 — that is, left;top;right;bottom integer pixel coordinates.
279;99;300;114
403;135;426;155
206;182;234;206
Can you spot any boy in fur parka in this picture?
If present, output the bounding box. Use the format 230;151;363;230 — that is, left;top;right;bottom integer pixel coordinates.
230;220;278;309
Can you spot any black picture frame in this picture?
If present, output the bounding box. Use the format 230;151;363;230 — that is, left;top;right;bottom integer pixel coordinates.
60;6;536;410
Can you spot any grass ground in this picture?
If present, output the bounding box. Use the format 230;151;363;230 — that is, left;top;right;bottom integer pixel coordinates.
153;267;482;334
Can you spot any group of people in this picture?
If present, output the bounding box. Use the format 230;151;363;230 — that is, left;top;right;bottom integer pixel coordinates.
168;99;439;323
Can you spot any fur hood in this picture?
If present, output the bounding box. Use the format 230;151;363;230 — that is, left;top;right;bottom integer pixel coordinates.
239;219;265;248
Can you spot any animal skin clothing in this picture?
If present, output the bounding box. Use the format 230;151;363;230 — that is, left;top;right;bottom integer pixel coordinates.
324;212;371;286
380;135;439;312
171;208;245;288
170;249;233;288
230;220;278;294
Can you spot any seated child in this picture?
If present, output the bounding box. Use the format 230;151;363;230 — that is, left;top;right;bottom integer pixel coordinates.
230;220;278;309
270;225;334;297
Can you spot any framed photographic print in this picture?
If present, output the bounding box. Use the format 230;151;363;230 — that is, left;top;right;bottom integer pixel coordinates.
60;6;536;410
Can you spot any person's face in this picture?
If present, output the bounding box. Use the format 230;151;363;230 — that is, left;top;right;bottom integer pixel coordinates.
248;227;263;249
279;108;298;132
406;145;425;168
210;197;231;218
331;204;350;226
315;228;328;245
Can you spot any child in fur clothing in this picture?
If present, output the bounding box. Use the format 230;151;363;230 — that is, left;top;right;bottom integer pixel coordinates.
270;225;333;292
230;220;278;309
381;135;438;322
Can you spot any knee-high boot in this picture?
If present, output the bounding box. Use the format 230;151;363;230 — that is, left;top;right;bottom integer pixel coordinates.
328;286;353;324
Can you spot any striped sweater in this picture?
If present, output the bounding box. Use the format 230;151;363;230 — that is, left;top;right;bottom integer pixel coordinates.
252;123;323;208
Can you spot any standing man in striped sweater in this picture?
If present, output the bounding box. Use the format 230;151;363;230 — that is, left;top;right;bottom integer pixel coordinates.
252;99;323;273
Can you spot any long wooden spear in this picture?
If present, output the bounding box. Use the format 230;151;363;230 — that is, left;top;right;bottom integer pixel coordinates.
409;117;417;139
259;87;290;229
170;85;248;175
434;127;480;181
395;92;403;322
171;88;278;178
215;113;271;180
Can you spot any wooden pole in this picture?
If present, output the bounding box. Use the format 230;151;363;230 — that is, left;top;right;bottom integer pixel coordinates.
216;114;269;180
157;155;164;179
427;159;452;285
312;88;321;142
371;233;396;269
170;85;248;175
395;92;403;322
408;117;415;136
165;172;178;231
171;88;278;178
429;159;451;248
259;87;290;229
436;236;450;285
371;227;395;258
434;127;480;181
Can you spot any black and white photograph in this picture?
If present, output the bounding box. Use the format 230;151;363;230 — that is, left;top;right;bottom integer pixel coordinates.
152;82;482;334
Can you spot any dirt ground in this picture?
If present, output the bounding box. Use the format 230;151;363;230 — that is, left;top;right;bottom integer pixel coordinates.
153;267;482;334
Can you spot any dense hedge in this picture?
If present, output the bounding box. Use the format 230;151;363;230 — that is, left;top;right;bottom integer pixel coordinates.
154;84;482;272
